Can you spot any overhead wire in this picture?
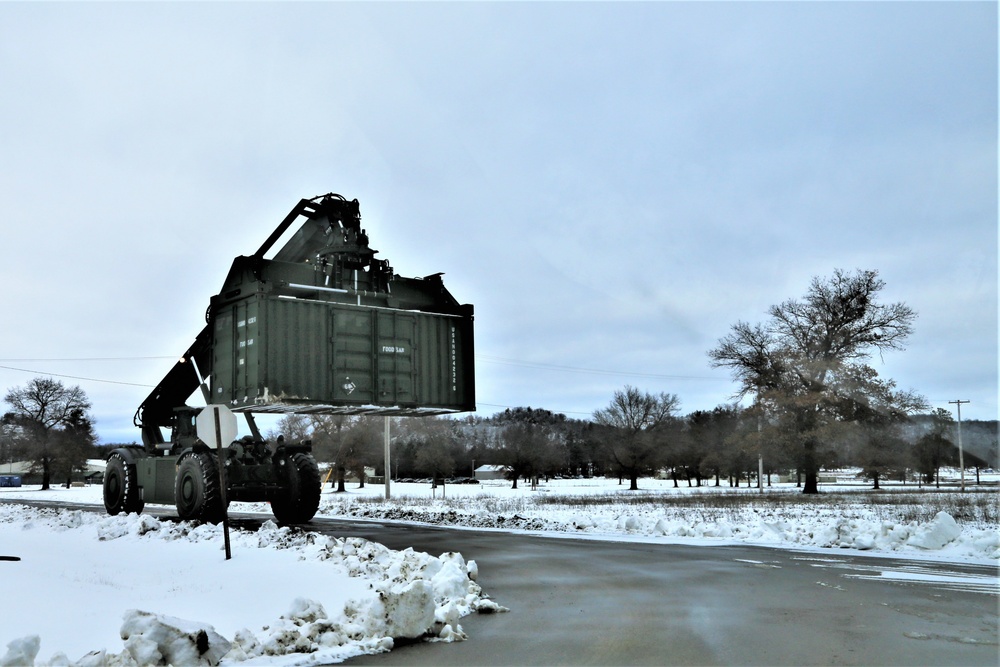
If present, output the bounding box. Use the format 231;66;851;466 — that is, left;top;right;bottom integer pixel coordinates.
476;354;725;381
0;365;154;388
0;357;173;362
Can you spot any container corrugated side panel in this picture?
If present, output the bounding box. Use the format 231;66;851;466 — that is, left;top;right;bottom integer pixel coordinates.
232;299;261;404
453;314;475;410
412;312;473;410
376;310;415;406
212;304;236;404
416;314;446;406
261;298;330;403
211;298;258;409
330;306;375;405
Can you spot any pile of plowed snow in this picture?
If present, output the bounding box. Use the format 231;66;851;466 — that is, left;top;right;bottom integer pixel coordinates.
0;505;505;666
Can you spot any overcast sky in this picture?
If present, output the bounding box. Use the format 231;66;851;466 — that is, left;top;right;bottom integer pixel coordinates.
1;2;996;444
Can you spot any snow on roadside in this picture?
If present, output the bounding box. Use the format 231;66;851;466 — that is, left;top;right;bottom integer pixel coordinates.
3;478;998;563
318;489;1000;563
0;504;505;667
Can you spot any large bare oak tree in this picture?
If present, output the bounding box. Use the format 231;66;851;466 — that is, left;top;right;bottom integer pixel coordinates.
709;269;923;493
593;386;680;490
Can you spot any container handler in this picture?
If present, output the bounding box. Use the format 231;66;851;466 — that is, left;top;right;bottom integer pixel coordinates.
103;193;475;523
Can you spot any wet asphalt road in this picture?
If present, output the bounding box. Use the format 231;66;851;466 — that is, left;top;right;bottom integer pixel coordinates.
307;517;998;667
5;500;997;666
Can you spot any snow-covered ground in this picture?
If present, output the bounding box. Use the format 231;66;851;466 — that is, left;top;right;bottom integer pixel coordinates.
310;474;1000;562
0;497;503;666
1;474;997;666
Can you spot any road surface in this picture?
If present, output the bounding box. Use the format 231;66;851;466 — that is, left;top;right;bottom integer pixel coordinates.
308;517;997;666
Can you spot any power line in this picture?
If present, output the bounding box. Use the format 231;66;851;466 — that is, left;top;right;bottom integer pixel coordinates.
0;365;154;388
477;355;723;381
0;357;173;362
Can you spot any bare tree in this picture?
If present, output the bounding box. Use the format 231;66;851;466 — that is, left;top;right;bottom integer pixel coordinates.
340;416;383;488
592;386;680;490
489;408;569;489
414;438;456;486
51;408;97;488
3;378;93;490
0;420;20;472
688;405;743;487
709;269;920;493
496;422;545;489
913;408;956;488
308;415;354;491
272;414;312;442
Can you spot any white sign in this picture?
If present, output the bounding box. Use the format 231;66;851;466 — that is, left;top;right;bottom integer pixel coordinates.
197;404;238;449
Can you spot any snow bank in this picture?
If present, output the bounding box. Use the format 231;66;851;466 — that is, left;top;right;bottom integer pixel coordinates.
641;508;998;559
582;508;992;560
119;611;232;666
332;497;999;562
0;505;506;666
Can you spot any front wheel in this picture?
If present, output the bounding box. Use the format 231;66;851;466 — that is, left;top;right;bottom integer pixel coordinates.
175;452;225;523
104;452;144;515
271;453;321;524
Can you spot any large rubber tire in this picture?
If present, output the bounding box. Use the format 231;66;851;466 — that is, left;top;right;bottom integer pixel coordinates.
175;451;225;523
271;452;321;524
104;453;144;516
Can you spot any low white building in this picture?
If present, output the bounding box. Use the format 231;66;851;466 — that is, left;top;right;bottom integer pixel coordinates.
474;464;509;481
1;459;106;486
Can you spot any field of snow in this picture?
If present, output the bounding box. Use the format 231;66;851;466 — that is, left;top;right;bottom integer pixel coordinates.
1;473;997;666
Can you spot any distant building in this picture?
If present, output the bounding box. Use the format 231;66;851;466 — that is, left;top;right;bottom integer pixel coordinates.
346;466;377;483
474;464;508;481
1;459;106;486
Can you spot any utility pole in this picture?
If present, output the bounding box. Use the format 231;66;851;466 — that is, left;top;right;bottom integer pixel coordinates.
756;389;764;494
948;400;970;492
384;416;391;500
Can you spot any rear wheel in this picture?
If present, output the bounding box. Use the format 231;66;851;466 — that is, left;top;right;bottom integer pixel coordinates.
271;452;321;524
175;451;225;523
104;453;144;515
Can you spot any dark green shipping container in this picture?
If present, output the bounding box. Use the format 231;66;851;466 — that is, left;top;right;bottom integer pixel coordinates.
211;294;474;416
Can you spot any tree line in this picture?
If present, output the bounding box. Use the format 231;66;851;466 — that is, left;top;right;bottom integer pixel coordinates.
264;394;994;494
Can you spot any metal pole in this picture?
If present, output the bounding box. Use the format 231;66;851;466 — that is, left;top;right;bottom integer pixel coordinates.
213;407;232;560
949;400;969;492
384;416;391;500
188;357;212;404
756;390;763;494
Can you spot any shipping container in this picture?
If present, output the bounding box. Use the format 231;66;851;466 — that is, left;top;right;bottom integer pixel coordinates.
210;293;474;415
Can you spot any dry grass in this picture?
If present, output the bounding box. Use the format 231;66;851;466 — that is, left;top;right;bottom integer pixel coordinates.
343;486;998;525
535;488;998;524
